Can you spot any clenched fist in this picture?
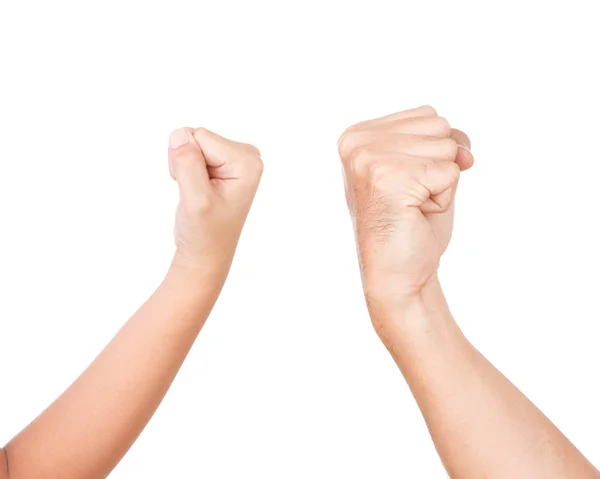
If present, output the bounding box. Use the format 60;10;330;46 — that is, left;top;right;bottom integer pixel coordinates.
338;106;474;318
168;127;263;284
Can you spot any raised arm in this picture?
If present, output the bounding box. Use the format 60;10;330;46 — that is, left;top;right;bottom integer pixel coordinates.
0;128;263;479
337;105;600;478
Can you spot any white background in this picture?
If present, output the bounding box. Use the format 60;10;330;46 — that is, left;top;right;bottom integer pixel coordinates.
1;1;599;477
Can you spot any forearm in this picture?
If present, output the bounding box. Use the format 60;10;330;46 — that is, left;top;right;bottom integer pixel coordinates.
373;278;599;479
3;264;222;479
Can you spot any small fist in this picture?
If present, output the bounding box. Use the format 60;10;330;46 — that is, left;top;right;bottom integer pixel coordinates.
338;105;474;308
168;127;263;279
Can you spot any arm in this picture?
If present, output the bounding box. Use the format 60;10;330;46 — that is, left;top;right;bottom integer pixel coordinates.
371;277;599;478
338;105;599;478
1;127;263;479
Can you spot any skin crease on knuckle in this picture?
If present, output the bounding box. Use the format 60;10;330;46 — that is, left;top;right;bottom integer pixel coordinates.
337;130;355;158
412;136;457;160
244;143;262;161
424;157;459;184
338;120;382;157
338;131;366;157
340;113;449;156
348;146;378;178
440;137;458;160
419;104;438;116
248;148;265;174
432;116;452;137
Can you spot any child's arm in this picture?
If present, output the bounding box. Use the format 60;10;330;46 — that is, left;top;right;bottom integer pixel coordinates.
0;127;263;479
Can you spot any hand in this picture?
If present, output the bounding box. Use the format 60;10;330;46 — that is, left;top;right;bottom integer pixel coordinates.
168;127;263;282
338;106;474;317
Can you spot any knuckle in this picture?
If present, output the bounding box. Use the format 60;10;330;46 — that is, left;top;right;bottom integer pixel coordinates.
251;155;264;176
369;161;395;189
434;116;452;136
419;160;437;186
193;127;222;146
369;157;420;192
342;123;359;136
428;158;460;186
420;104;438;116
238;149;264;178
337;135;348;157
239;142;262;165
440;137;458;158
244;143;261;158
446;161;461;183
420;158;434;176
192;127;217;148
348;146;375;175
430;156;458;175
337;129;355;158
338;124;366;158
193;127;210;139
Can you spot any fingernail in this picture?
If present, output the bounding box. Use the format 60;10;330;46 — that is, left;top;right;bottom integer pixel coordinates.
458;144;471;153
169;129;190;149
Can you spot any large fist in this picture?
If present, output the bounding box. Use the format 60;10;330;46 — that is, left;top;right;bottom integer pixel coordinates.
338;106;474;309
168;128;263;280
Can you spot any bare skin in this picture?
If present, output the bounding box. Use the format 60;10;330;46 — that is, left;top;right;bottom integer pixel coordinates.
0;128;263;478
2;110;597;478
338;105;600;478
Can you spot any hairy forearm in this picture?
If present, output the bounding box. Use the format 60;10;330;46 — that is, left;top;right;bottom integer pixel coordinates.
3;264;222;479
372;279;599;479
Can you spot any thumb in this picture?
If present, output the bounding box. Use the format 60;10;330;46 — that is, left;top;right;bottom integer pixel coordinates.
168;128;211;206
419;159;460;214
192;128;261;181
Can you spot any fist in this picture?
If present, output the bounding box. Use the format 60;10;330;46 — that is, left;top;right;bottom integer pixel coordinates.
338;105;474;307
168;127;263;279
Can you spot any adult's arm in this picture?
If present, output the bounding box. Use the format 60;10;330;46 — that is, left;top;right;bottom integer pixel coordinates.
338;105;599;478
371;276;599;478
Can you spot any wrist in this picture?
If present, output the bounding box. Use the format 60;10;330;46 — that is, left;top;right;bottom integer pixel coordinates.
161;254;229;309
170;250;231;283
364;273;445;317
365;274;460;351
